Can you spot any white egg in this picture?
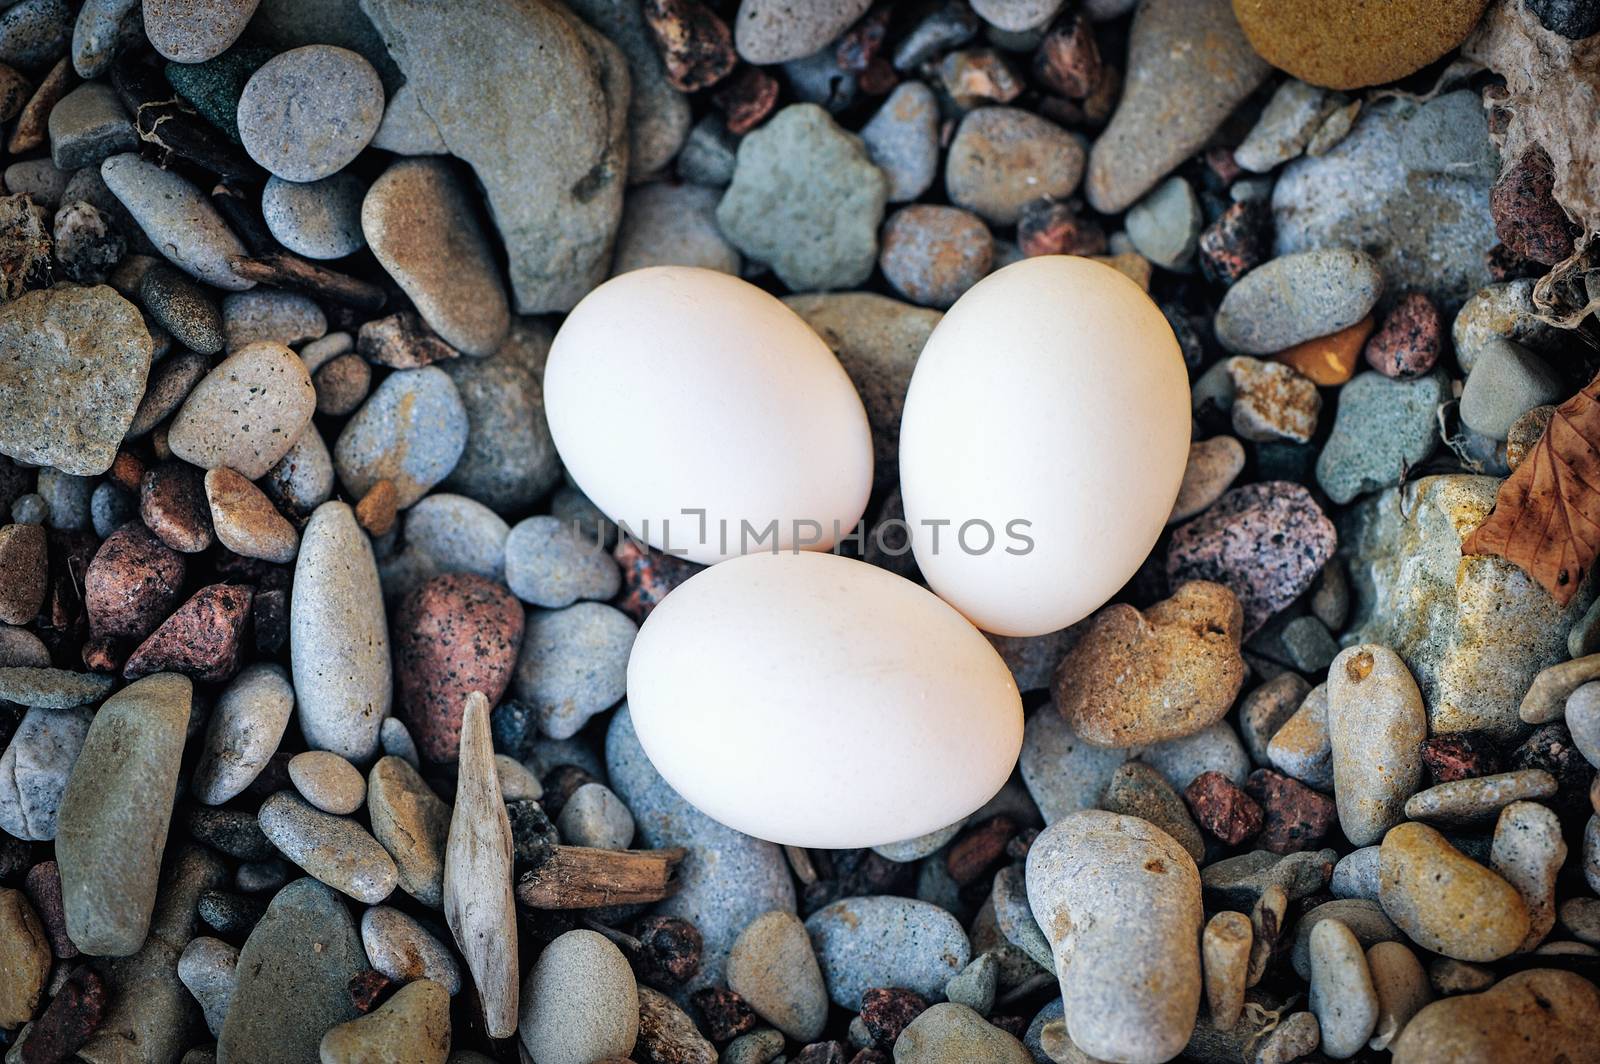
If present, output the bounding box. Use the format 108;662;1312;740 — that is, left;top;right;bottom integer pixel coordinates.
899;256;1191;637
626;550;1023;848
543;266;873;565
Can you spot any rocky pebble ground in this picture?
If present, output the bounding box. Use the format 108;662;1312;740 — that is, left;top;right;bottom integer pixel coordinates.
1;0;1600;1063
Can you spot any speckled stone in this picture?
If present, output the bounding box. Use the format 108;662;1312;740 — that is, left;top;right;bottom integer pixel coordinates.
1316;369;1449;504
47;80;134;169
1170;436;1245;524
1215;249;1383;355
1307;918;1378;1057
261;171;366;260
193;662;294;805
178;935;238;1036
144;0;259;62
1101;761;1205;862
1491;800;1566;953
334;366;468;509
513;603;635;740
1391;968;1600;1063
728;910;829;1042
1018;708;1127;824
222;289;327;352
1403;769;1558;829
72;0;143;78
367;755;450;908
258;790;397;903
1379;822;1530;963
101;152;254;289
263;423;335;518
1138;720;1252;791
163;44;273;140
806;895;969;1010
945;106;1084;226
1232;0;1488;91
1225;356;1321;444
377;493;510;603
168;342;316;479
1327;645;1426;846
0;0;71;73
893;1002;1029;1063
286;750;365;815
1025;810;1201;1063
140;263;225;355
237;45;382;181
0;704;91;840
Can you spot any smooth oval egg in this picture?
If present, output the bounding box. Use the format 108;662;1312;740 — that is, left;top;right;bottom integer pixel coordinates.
626;550;1023;848
899;256;1191;637
543;266;874;565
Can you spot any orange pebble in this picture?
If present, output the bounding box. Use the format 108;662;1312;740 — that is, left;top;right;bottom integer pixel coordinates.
1273;315;1374;386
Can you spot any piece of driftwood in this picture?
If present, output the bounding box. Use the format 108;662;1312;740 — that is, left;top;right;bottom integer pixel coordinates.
515;845;686;909
229;254;387;312
110;58;261;181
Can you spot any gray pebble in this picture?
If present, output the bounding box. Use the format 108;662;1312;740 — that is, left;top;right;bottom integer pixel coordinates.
0;704;92;841
945;106;1084;226
1100;760;1205;863
367;755;449;907
377;493;509;603
728;909;829;1042
1559;897;1600;945
0;0;69;72
944;952;998;1015
1124;176;1200;271
262;424;334;518
1459;338;1564;441
860;81;939;203
495;755;543;802
1316;370;1449;504
360;905;461;994
1238;672;1309;766
4;158;70;207
177;935;239;1037
516;928;639;1064
90;481;137;537
1137;720;1250;790
369;80;445;155
1266;681;1333;790
505;515;621;608
238;45;383;181
144;0;254;62
556;781;634;851
611;181;740;276
677;115;737;187
169;341;316;481
1365;939;1431;1052
894;1002;1030;1063
1452;279;1561;373
513;603;635;740
1018;708;1127;824
10;494;46;525
1327;644;1425;846
1403;769;1558;829
70;0;140;77
1308;919;1378;1059
334;366;468;508
1214;249;1383;355
35;468;92;531
1201;848;1336;911
990;864;1051;970
192;662;295;806
734;0;869;64
257;790;397;904
1331;846;1381;901
101;152;254;290
221;289;327;352
0;666;114;708
51;196;129;286
806;894;970;1010
140;263;225;355
47;81;135;170
287;750;365;815
723;1029;785;1064
1235;79;1337;173
874;819;964;864
379;717;421;769
566;0;689;180
261;172;367;260
1569;681;1600;767
1490;799;1566;952
1291;899;1400;981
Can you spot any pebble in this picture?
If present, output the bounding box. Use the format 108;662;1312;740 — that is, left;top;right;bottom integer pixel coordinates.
1085;0;1268;213
1290;899;1400;981
1139;720;1252;791
677;114;738;187
878;205;992;309
1238;671;1309;764
1101;761;1205;863
394;573;523;763
261;171;366;260
1267;683;1334;790
367;755;450;908
1055;580;1246;747
728;910;829;1042
205;467;299;564
222;290;327;351
1018;708;1127;823
717;104;887;291
505;515;621;609
1168;436;1246;525
101;153;254;289
237;45;382;181
1390;968;1600;1063
0;0;69;72
0;523;45;624
0;704;91;840
177;935;239;1037
47;80;134;169
1200;850;1334;912
1366;292;1443;378
513;603;636;740
258;790;398;903
1224;356;1321;444
1561;897;1600;944
193;662;294;805
320;977;450;1064
0;666;114;708
612;704;796;990
1234;79;1336;172
1378;822;1529;962
806;895;970;1010
0;283;153;477
1272;92;1497;309
1025;810;1201;1063
1326;645;1426;846
286;750;365;815
140;263;225;355
335;366;468;509
860;81;939;203
638;985;716;1063
162;44;272;141
263;425;335;517
1214;249;1383;355
1315;370;1449;504
360;906;460;996
1522;654;1600;726
1403;769;1558;829
556;781;635;850
0;887;49;1029
568;0;689;180
1364;940;1432;1052
517;928;638;1064
361;157;511;356
1236;0;1486;90
1452;278;1563;374
1331;845;1381;902
143;0;256;62
84;523;187;644
362;0;627;314
944;952;997;1015
53;198;124;285
1167;481;1337;637
290;501;391;762
1202;911;1251;1029
1571;683;1600;766
734;0;868;62
1490;800;1565;953
611;181;740;276
34;468;91;531
218;878;367;1064
377;494;510;602
88;481;134;539
990;864;1051;970
55;672;191;956
3;158;67;210
72;0;139;76
1308;918;1379;1058
1458;338;1564;440
944;106;1083;226
168;342;316;479
893;1002;1029;1063
1124;177;1200;271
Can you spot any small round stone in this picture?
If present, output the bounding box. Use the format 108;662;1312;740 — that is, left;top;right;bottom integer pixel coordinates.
257;790;398;903
334;366;468;509
504;515;621;609
168;342;317;479
360;905;461;995
140;262;224;355
143;0;258;63
945;107;1085;226
261;172;366;260
518;929;640;1064
513;602;636;741
203;467;299;564
806;895;971;1010
878;205;992;309
288;750;366;815
555;781;635;851
237;45;383;182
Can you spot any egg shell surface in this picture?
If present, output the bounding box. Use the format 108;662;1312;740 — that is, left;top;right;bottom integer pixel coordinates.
626;550;1024;848
543;266;874;565
899;256;1191;637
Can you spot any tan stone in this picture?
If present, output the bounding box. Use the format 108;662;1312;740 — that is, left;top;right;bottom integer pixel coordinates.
1378;822;1530;963
204;467;298;564
0;888;49;1029
1234;0;1490;91
1390;969;1600;1064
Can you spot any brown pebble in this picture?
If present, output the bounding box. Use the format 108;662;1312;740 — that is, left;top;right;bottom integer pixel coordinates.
1490;146;1576;266
691;986;758;1042
204;467;298;564
122;582;253;683
1034;12;1101;98
1420;734;1503;785
635;915;703;989
0;63;31;122
1245;769;1338;854
394;573;524;762
356;311;460;369
354;479;398;538
711;65;779;135
22;861;74;960
15;965;104;1064
940;48;1023;106
313;354;372;416
7;56;72;155
107;450;146;496
1198;200;1269;287
540;764;600;820
348;968;392;1014
0;522;47;624
141;461;215;554
793;1043;848;1064
859;988;929;1049
945;815;1016;886
1363;292;1442;379
1016;198;1106;258
84;524;187;642
642;0;736;92
1186;771;1264;846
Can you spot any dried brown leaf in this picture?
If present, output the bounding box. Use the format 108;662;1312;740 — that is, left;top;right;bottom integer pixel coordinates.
1462;371;1600;604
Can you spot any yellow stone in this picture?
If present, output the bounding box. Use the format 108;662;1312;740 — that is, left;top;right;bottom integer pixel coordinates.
1274;315;1374;386
1233;0;1490;91
1377;822;1529;962
0;888;49;1029
1093;252;1152;291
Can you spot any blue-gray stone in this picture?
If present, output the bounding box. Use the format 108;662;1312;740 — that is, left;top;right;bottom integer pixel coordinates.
805;894;970;1009
334;366;467;509
1316;370;1449;504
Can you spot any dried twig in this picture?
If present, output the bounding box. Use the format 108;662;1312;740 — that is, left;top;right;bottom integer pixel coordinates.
515;845;686;909
229;254;387;312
